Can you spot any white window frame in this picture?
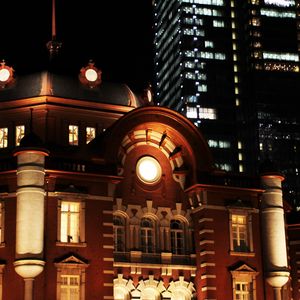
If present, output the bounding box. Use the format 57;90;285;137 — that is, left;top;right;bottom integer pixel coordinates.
55;256;89;300
57;199;86;247
231;264;259;300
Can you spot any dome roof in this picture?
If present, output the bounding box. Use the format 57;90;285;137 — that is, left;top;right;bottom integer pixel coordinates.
0;71;140;107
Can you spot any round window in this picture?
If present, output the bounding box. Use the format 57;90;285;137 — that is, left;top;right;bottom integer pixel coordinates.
136;156;162;184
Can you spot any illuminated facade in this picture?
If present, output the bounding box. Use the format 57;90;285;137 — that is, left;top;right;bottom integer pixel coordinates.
153;0;300;207
0;65;298;300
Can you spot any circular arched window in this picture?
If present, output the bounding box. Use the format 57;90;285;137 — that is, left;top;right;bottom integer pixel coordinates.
136;156;162;184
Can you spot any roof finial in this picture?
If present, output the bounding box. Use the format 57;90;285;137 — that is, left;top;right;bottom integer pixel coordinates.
46;0;62;59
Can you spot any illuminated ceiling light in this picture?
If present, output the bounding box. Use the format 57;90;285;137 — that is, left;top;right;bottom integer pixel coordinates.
0;60;14;88
79;60;102;88
136;156;162;184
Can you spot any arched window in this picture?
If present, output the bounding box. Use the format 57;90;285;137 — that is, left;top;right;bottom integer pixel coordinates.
113;286;130;300
141;287;160;300
113;216;126;252
170;220;184;255
141;218;155;253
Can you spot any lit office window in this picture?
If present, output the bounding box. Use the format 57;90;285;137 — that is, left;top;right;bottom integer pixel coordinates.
186;106;198;118
205;40;214;48
213;20;225;27
239;164;244;172
197;84;208;92
264;0;295;6
199;108;216;119
0;128;8;148
69;125;79;146
86;127;96;144
16;125;25;146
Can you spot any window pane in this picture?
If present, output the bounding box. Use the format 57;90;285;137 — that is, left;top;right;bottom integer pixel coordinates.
16;125;25;146
60;202;80;243
0;128;8;148
86;127;96;144
69;125;78;146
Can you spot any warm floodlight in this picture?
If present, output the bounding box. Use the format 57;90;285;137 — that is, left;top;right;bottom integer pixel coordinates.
136;156;162;184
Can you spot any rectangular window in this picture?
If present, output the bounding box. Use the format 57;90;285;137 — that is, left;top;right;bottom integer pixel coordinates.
199;108;216;120
232;215;248;252
235;282;251;300
69;125;79;146
61;275;80;300
61;202;80;243
86;127;96;144
0;128;8;148
16;125;25;146
186;106;198;119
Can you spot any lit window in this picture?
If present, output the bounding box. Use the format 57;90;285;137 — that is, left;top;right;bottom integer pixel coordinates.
230;214;251;252
69;125;79;146
170;220;184;255
186;106;198;119
238;141;242;149
86;127;95;144
231;264;258;300
239;164;244;172
0;128;8;148
61;275;80;300
141;218;155;253
57;200;85;245
199;107;216;119
61;202;80;243
15;125;25;146
55;255;88;300
238;153;243;161
113;216;126;252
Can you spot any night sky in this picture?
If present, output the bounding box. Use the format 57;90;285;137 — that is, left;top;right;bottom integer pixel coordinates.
0;1;154;94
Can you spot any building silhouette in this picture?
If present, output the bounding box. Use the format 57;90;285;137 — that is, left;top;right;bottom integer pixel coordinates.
153;0;300;208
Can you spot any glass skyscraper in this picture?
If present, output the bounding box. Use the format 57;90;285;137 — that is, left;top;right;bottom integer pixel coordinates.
153;0;300;207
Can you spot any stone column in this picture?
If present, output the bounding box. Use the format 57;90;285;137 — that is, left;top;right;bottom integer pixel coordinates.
13;148;49;300
260;172;290;300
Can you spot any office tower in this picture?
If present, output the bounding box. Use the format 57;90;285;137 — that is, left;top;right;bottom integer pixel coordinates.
153;0;300;207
